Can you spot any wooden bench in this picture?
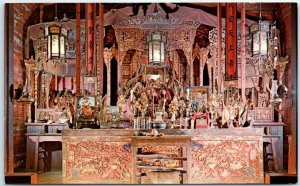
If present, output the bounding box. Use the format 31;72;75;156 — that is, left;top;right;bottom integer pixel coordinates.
5;172;37;184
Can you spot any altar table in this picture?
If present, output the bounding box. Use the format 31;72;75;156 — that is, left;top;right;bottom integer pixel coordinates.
62;128;264;184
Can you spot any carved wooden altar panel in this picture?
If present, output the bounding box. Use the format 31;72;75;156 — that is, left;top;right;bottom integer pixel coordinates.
62;129;264;184
190;137;264;184
62;136;132;184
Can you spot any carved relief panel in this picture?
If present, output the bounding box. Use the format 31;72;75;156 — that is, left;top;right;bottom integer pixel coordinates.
63;138;132;184
190;138;263;184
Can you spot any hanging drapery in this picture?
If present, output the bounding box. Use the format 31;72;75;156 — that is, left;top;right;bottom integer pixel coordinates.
225;3;238;81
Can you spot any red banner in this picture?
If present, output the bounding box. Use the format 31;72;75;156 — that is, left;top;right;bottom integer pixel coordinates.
85;3;96;74
225;3;237;81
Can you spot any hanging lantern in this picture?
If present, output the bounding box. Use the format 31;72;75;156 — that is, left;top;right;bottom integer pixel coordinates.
250;3;270;57
147;31;167;67
251;21;269;56
47;24;67;60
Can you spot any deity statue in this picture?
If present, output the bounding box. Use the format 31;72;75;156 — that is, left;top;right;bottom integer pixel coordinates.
80;97;94;119
117;94;126;118
138;92;149;116
169;94;179;114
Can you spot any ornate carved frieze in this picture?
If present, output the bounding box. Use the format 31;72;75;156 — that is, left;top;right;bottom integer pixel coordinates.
113;12;200;30
113;12;199;65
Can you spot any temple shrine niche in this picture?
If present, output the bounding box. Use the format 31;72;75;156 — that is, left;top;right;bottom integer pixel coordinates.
4;2;297;185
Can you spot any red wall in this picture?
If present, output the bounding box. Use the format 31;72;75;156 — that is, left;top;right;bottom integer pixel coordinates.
273;3;297;173
13;3;39;170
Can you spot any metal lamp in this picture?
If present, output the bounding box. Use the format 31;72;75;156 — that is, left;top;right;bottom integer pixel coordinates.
250;3;270;56
46;24;67;60
147;31;167;67
251;20;269;56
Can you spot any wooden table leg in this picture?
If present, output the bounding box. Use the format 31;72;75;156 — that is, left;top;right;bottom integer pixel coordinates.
132;147;137;184
26;136;30;171
271;138;279;172
186;144;191;183
34;136;39;172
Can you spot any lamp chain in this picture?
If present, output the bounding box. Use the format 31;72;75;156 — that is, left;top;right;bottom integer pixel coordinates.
54;3;58;22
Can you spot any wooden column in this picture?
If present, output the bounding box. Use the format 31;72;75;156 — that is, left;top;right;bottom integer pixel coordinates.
85;3;95;74
178;52;181;82
118;54;122;94
98;3;104;96
104;49;112;105
76;3;81;96
39;4;43;23
62;77;66;90
211;67;214;93
5;3;14;174
217;3;222;93
93;3;97;77
189;54;193;86
172;51;175;81
199;53;203;86
107;64;111;105
34;70;39;122
241;3;246;101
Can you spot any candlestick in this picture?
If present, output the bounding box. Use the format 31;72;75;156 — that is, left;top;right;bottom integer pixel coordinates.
162;90;166;119
152;89;155;117
191;119;195;129
184;117;189;129
130;90;134;101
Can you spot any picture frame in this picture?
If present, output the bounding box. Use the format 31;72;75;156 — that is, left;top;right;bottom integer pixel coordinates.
75;96;98;128
76;96;97;108
187;86;209;113
254;107;273;122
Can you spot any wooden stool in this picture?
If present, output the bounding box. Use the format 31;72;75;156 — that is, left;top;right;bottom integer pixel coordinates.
263;136;279;172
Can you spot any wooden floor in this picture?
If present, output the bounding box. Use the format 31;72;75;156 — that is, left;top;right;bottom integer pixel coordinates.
37;171;62;184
